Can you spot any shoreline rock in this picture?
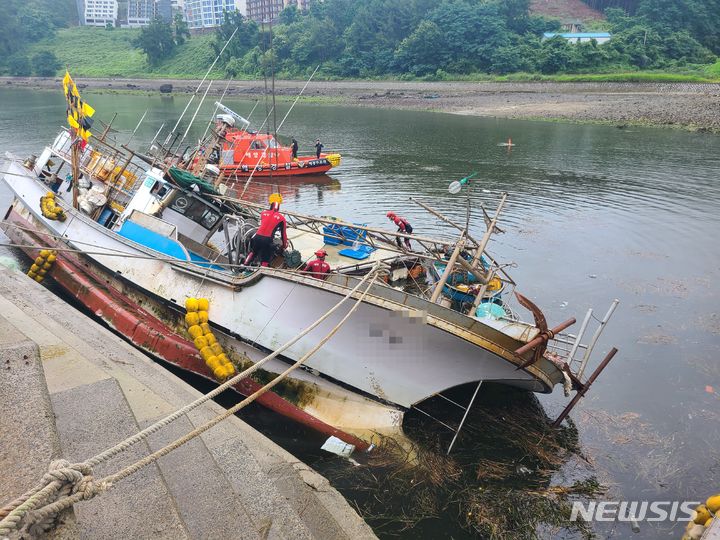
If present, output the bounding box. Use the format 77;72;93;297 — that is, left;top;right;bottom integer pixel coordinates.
1;76;719;133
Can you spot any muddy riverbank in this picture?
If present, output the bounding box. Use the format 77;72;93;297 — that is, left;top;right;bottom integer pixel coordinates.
3;76;719;132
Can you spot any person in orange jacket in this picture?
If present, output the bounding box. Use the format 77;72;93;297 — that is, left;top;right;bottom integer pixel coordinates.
386;211;413;249
244;193;288;267
303;249;331;279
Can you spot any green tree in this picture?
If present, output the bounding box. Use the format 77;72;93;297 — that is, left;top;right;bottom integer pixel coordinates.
278;4;299;25
174;13;190;45
637;0;720;54
213;11;260;65
31;51;61;77
134;17;177;66
536;37;574;73
8;55;32;76
393;20;446;75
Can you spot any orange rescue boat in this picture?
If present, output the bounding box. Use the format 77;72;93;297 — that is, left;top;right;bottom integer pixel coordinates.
218;129;341;178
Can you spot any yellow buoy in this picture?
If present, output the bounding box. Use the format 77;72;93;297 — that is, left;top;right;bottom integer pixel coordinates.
488;277;503;291
199;346;214;361
210;342;223;356
185;312;200;326
205;333;217;346
185;297;199;312
42;262;52;270
45;191;55;199
28;271;37;279
197;298;209;311
194;336;209;350
198;311;209;323
694;505;711;525
200;322;212;335
207;356;221;371
47;254;57;263
706;495;720;513
34;275;44;283
30;264;40;273
39;249;51;258
187;325;203;339
34;257;44;265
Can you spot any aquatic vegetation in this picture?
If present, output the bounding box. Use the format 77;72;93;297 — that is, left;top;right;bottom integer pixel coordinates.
325;385;602;539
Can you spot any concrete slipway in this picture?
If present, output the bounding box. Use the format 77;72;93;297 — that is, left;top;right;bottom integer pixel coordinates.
0;266;376;539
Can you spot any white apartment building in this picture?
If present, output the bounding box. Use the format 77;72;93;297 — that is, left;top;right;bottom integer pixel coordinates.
83;0;119;26
184;0;246;30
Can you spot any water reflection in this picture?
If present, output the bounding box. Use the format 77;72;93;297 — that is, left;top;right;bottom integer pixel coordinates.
1;88;719;540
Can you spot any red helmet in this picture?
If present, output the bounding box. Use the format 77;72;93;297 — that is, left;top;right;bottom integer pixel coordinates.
386;211;396;219
315;249;327;258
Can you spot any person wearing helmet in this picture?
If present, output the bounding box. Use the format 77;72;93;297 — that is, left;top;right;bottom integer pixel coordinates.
386;211;413;249
302;249;332;280
244;193;288;267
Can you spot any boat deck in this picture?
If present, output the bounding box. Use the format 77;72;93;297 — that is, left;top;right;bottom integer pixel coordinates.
287;226;401;269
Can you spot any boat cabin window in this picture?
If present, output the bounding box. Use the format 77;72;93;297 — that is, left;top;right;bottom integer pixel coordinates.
250;140;266;150
169;194;221;229
150;181;171;199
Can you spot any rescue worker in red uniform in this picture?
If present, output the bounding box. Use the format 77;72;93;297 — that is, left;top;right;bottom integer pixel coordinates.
386;211;413;250
244;193;288;267
303;249;332;280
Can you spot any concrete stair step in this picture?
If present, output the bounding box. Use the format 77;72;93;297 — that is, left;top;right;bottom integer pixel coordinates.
50;377;190;540
0;270;376;539
0;321;79;538
142;413;260;539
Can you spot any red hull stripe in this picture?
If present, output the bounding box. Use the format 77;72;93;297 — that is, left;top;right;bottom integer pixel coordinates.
5;208;370;451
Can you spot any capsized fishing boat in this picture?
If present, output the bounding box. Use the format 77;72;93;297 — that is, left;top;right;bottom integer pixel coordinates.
1;74;618;450
187;103;341;180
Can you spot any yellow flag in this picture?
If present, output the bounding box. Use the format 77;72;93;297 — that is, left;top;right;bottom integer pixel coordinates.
63;70;94;142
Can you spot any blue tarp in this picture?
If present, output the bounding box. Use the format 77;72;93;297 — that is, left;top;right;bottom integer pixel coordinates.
338;244;375;260
323;223;368;246
117;220;189;261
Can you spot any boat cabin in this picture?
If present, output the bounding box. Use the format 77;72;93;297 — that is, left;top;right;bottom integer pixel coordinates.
220;130;293;169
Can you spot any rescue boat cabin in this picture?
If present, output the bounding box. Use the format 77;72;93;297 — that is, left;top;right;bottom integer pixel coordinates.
219;130;339;177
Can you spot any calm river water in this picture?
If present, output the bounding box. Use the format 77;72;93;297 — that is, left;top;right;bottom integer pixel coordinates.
1;87;719;539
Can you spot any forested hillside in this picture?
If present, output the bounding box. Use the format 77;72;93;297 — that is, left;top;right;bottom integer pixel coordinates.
2;0;718;81
210;0;717;78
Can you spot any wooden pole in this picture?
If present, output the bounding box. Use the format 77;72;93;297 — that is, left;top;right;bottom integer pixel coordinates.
410;197;516;286
471;193;507;268
471;268;495;310
430;238;465;303
71;142;80;209
411;198;481;245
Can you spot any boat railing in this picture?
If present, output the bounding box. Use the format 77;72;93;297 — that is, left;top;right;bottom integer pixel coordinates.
546;299;620;382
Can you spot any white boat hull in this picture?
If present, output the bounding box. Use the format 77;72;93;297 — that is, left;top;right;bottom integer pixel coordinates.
1;160;561;418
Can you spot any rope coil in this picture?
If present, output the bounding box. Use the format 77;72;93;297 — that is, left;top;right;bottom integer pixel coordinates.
0;460;109;536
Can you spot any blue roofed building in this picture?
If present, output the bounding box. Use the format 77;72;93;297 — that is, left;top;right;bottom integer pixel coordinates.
543;32;612;44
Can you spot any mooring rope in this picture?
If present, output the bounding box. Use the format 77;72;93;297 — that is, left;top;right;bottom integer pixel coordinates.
0;265;378;536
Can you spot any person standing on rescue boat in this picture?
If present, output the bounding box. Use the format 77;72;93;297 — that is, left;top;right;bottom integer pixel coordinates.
302;249;332;280
244;193;288;267
291;137;299;159
386;211;413;250
315;139;324;159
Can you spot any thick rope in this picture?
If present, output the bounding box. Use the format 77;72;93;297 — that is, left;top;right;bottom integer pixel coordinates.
105;273;376;486
0;266;378;535
0;460;108;536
